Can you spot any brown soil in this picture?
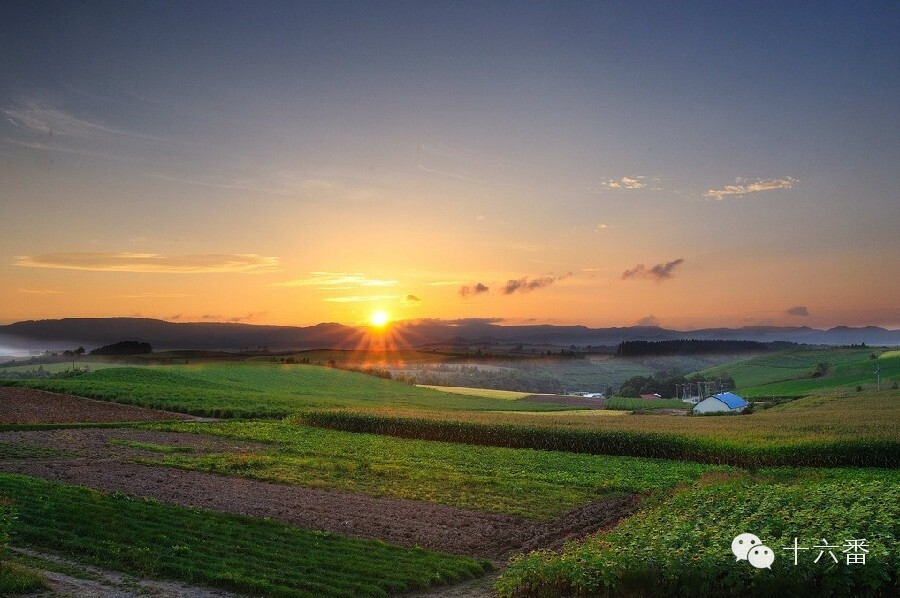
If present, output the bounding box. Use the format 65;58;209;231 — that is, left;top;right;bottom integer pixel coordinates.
0;427;268;458
523;394;607;409
0;387;189;424
0;429;640;561
12;547;237;597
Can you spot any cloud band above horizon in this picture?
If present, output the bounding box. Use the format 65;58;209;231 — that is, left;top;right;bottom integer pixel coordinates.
14;252;279;274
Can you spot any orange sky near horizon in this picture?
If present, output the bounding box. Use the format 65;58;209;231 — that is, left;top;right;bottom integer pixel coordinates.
2;4;898;331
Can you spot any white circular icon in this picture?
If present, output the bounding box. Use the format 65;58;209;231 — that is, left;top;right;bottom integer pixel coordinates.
747;545;775;569
731;533;762;561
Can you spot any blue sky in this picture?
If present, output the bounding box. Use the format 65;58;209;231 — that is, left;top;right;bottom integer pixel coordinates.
1;1;898;328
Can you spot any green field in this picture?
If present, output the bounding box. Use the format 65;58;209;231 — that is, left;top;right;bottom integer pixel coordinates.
294;389;900;467
141;420;726;519
697;348;897;396
0;348;897;596
1;364;572;418
0;473;488;597
498;467;900;596
739;352;900;397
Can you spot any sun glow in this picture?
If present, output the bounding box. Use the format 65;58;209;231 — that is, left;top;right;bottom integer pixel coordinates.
370;309;390;328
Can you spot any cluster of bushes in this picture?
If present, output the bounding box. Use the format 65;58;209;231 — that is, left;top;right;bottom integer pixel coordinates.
90;341;152;356
296;411;900;468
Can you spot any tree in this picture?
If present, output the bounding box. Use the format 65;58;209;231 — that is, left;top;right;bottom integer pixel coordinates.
89;341;153;356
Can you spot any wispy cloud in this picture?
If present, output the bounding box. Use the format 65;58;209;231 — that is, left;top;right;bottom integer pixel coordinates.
594;176;663;192
704;177;798;200
151;173;343;197
114;292;196;298
459;283;490;298
226;311;269;323
603;176;647;190
621;259;684;282
15;288;64;295
14;252;279;274
416;164;483;184
323;294;402;303
502;275;566;295
273;272;398;288
428;280;467;287
785;305;810;317
4;99;171;144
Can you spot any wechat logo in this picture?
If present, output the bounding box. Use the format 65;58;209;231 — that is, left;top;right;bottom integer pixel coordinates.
732;533;774;569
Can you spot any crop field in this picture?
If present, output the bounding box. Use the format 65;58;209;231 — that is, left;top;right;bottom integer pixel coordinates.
295;389;900;467
0;351;895;596
418;385;533;400
498;468;900;596
0;364;573;418
489;409;630;416
0;473;489;597
141;420;727;519
605;397;687;410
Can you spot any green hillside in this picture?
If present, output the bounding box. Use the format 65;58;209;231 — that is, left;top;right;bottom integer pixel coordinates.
697;348;898;397
0;363;571;418
741;353;900;397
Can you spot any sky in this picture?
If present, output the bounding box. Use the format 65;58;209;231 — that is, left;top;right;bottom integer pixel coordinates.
1;1;898;329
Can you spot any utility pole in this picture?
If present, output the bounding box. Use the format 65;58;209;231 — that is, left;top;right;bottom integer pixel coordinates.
874;365;881;391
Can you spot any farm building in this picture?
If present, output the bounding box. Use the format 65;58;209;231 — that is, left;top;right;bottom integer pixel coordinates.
640;393;662;399
692;392;748;414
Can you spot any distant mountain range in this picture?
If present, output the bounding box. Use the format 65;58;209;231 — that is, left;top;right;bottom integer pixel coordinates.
1;318;899;356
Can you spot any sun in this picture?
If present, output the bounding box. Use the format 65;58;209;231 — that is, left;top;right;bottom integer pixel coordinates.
370;309;390;328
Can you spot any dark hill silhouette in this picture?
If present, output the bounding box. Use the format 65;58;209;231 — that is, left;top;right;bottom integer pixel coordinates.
1;318;898;354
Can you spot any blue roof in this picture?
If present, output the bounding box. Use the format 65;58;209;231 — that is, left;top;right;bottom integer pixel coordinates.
712;392;748;409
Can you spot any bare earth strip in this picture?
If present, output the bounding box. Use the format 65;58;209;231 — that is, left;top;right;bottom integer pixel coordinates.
0;428;640;560
12;547;237;598
0;387;190;424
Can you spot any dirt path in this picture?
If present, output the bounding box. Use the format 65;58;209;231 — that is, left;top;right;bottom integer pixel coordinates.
12;547;238;597
0;387;192;424
0;429;641;560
